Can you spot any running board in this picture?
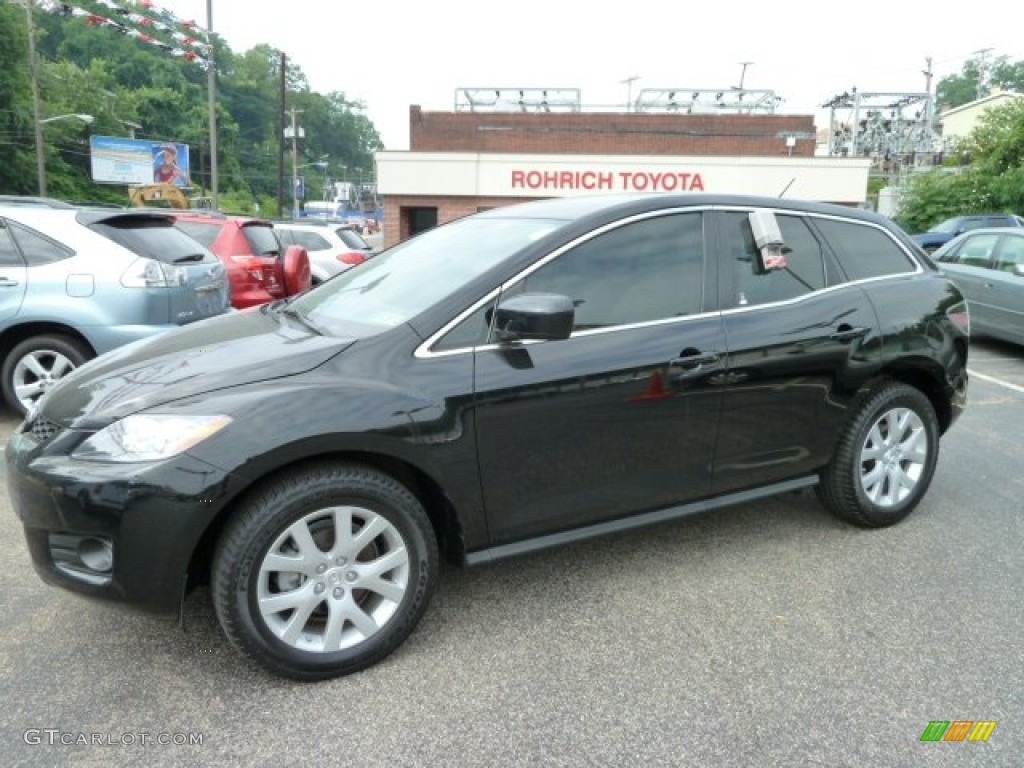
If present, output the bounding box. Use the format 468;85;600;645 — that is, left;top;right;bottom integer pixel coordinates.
465;475;819;565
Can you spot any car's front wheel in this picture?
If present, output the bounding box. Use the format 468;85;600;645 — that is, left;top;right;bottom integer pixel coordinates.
212;462;438;681
1;334;91;416
817;382;940;527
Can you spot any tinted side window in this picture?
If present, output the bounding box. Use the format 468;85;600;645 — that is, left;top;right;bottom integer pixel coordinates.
8;221;73;265
511;212;705;331
434;301;495;351
946;233;999;268
721;212;826;308
995;236;1024;273
275;229;295;246
961;218;985;232
0;225;24;267
814;218;916;280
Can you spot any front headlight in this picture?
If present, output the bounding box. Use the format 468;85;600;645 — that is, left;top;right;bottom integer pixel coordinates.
72;414;232;463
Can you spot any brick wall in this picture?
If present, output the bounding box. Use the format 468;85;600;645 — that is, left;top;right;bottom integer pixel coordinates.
409;105;816;157
383;195;541;245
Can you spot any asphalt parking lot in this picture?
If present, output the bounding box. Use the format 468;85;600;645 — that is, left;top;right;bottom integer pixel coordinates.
1;339;1022;768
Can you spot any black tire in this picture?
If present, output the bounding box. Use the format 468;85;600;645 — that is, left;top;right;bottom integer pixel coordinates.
1;334;91;416
212;462;438;681
816;383;940;527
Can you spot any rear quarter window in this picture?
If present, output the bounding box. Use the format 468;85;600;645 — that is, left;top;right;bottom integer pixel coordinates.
814;218;917;281
242;225;282;257
7;221;74;265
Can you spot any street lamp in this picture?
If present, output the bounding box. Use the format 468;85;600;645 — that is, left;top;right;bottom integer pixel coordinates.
36;114;95;197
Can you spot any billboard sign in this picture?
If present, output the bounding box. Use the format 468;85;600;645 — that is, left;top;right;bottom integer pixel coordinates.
89;135;191;187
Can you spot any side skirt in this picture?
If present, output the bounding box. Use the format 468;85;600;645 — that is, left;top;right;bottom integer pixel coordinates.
466;475;819;565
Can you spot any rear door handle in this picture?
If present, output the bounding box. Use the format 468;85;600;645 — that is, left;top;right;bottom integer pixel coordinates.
0;278;19;287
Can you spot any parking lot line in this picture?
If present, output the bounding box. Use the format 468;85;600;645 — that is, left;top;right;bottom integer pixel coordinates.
967;369;1024;394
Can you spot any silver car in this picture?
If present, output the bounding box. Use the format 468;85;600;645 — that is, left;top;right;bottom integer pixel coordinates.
0;205;231;414
933;227;1024;346
272;220;374;284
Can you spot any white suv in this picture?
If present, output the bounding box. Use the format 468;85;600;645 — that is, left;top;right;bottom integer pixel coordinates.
273;220;375;284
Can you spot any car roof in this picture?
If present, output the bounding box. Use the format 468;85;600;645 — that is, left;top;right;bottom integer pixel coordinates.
472;192;892;226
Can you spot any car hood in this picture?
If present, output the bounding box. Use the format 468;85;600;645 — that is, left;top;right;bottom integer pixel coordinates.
40;306;354;429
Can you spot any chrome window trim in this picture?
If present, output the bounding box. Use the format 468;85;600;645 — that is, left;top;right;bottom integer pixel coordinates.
416;206;713;359
414;205;922;359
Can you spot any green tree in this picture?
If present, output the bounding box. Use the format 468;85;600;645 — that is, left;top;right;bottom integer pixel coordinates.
936;54;1024;110
0;4;38;195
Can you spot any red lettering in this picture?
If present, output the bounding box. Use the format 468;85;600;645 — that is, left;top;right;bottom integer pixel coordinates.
526;171;542;189
618;172;633;189
678;173;691;189
632;172;650;191
559;171;571;188
691;173;705;191
511;170;525;188
598;172;614;189
581;172;596;190
543;171;559;187
658;172;677;191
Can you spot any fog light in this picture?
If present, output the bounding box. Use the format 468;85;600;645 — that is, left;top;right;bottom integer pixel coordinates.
49;533;114;586
78;537;114;573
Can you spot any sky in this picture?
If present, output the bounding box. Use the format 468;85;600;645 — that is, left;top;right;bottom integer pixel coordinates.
158;0;1024;152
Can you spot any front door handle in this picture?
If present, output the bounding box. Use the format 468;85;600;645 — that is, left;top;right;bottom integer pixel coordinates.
0;278;19;287
830;325;869;342
669;349;721;370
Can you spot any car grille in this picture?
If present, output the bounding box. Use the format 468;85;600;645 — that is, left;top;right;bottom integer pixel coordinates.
28;417;61;444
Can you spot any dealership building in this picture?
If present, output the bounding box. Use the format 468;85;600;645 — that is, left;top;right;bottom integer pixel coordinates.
375;90;871;247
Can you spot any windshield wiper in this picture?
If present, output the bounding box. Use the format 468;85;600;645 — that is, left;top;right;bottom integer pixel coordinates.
280;305;321;334
172;253;206;263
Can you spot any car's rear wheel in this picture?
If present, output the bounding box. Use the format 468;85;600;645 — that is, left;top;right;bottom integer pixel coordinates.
212;462;438;681
816;383;940;527
1;334;91;416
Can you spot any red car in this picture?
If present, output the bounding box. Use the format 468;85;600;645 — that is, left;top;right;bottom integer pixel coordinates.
172;212;311;308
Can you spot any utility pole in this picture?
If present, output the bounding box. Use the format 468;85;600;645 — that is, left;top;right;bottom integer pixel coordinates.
737;61;753;90
24;0;46;196
288;107;303;219
923;56;935;156
973;48;993;101
277;52;286;218
206;0;218;208
621;75;640;112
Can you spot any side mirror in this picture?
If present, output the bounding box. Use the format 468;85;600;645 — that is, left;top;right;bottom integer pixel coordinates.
493;293;574;342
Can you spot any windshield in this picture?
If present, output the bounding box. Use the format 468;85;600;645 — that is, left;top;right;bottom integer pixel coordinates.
290;215;560;337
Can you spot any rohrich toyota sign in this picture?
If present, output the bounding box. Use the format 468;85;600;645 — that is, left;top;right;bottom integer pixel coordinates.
376;152;872;204
511;169;705;192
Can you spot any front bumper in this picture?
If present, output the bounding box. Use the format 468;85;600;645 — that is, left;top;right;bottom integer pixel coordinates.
6;427;242;614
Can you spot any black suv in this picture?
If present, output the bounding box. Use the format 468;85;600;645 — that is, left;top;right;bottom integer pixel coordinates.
7;194;969;680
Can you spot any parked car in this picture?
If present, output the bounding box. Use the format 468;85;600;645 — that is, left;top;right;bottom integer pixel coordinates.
7;193;969;680
910;213;1024;253
273;220;374;285
0;205;230;415
933;228;1024;346
171;212;311;308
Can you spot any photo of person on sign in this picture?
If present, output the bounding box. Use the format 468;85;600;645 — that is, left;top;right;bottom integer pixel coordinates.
152;144;190;186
